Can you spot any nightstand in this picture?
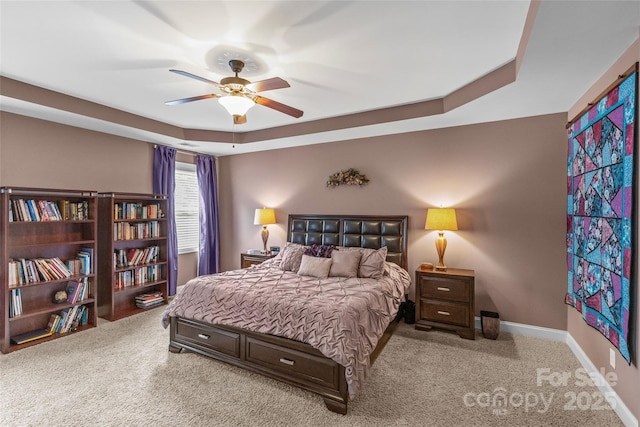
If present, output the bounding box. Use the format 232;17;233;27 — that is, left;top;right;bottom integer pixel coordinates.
415;267;475;340
240;252;275;268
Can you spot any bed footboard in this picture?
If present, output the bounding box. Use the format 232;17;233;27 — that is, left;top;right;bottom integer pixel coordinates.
169;316;349;414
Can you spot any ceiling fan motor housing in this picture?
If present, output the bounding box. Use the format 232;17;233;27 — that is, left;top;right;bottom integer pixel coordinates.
221;60;251;91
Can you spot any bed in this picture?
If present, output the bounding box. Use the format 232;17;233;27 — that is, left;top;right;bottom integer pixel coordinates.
162;214;410;414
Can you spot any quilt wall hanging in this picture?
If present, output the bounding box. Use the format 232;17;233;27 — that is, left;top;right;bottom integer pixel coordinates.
566;64;637;364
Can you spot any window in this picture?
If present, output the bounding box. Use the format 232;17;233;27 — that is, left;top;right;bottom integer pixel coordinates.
174;162;199;254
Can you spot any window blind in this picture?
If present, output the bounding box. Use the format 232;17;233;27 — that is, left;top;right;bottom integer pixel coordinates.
175;162;199;254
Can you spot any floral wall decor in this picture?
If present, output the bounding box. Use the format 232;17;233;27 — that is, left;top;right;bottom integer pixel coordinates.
326;168;369;187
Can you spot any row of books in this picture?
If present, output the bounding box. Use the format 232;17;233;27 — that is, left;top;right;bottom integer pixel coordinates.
8;257;72;287
114;221;161;241
8;248;93;287
114;265;162;290
8;198;90;222
66;279;89;304
135;291;164;309
47;305;88;335
59;200;91;221
114;246;160;268
114;202;162;220
9;278;89;319
9;288;22;318
67;248;93;276
9;304;88;345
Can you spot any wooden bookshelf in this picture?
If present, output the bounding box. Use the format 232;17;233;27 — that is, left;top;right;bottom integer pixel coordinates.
97;193;168;321
0;187;98;354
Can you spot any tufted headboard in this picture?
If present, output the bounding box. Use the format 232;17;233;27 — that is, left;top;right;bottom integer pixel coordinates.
287;214;408;270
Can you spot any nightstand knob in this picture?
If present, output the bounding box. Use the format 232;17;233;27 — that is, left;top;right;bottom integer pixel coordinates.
437;310;451;316
197;333;210;340
436;287;450;292
279;358;295;366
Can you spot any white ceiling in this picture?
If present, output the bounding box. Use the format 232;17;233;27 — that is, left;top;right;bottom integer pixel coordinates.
1;1;639;156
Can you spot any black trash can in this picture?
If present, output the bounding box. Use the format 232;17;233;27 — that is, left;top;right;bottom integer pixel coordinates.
404;299;415;324
481;310;500;339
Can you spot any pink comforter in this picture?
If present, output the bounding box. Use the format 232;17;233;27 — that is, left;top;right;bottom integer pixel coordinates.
161;258;411;399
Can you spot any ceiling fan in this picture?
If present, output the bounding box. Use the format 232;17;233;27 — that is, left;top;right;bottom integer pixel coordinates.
165;60;303;125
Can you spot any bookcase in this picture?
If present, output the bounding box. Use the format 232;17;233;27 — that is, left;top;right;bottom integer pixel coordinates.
0;187;98;354
97;193;168;321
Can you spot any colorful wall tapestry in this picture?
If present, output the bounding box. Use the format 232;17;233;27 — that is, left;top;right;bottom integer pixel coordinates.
566;68;637;364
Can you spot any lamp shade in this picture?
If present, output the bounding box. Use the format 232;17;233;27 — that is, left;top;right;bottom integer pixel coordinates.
254;208;276;225
425;208;458;231
219;94;255;116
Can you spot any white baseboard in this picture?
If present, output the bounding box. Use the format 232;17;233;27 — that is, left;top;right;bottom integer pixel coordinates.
474;317;638;427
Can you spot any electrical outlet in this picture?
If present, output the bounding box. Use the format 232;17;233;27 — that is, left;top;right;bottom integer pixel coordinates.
610;348;616;369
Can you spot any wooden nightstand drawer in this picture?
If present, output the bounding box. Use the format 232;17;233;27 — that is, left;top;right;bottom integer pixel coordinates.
421;300;469;327
420;276;469;302
240;252;275;268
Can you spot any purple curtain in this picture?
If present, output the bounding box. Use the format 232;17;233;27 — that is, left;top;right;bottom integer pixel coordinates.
196;155;220;275
153;146;178;296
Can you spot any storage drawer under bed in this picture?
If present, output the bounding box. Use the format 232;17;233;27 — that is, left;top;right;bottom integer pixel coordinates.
245;336;342;389
173;317;240;358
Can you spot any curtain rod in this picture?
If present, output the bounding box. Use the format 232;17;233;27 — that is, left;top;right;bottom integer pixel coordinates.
153;144;201;157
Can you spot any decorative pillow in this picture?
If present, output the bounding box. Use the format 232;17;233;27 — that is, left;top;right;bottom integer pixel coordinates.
297;254;332;279
358;246;388;279
279;243;307;273
303;244;335;258
337;246;388;279
329;250;362;278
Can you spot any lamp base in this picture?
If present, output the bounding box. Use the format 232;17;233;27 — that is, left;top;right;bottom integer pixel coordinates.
261;226;269;255
435;232;448;272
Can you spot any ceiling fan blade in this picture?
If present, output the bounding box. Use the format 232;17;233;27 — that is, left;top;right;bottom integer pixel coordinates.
246;77;290;93
165;93;221;105
254;96;303;118
169;69;221;87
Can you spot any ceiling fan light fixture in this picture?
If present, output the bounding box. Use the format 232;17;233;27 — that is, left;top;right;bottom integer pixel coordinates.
218;94;255;117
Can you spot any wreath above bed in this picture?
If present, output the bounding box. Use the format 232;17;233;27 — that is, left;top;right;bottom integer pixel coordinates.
326;168;369;187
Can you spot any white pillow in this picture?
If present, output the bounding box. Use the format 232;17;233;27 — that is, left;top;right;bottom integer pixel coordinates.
329;250;362;278
336;246;388;279
297;254;332;279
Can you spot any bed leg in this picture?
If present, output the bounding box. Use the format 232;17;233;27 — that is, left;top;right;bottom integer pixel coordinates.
168;343;182;353
324;398;347;415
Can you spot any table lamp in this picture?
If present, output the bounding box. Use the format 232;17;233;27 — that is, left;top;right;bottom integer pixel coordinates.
425;208;458;271
254;208;276;254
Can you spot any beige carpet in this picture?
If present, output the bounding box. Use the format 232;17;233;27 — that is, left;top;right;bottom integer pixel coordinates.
0;308;624;426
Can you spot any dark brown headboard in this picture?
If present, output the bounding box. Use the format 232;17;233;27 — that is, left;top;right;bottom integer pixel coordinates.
287;214;408;270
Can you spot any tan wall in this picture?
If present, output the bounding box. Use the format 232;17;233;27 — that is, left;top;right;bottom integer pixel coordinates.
218;113;568;329
566;38;639;421
0;112;198;286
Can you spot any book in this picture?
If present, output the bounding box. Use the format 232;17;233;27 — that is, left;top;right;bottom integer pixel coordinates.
135;291;164;309
37;200;50;221
58;200;69;220
10;329;53;345
8;199;14;222
18;199;30;222
50;314;63;333
47;313;59;331
48;257;72;279
66;281;83;304
26;199;39;221
60;306;78;333
9;289;22;317
48;201;62;221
